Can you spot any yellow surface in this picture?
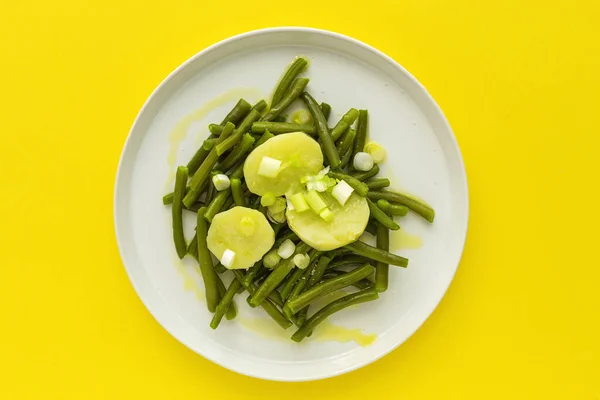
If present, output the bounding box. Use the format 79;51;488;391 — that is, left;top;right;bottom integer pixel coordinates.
0;0;598;398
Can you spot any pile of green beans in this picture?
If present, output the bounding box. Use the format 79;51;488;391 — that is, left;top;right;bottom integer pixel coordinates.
161;55;436;341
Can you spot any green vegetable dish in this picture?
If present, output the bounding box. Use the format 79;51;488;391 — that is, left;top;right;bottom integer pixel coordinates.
162;56;435;342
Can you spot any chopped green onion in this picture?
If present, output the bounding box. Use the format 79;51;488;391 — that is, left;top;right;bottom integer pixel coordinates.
365;142;386;163
268;197;287;214
292;109;312;125
305;190;327;213
353;152;374;171
258;156;282;178
316;166;330;179
301;167;331;188
261;192;276;207
263;249;281;268
212;174;231;191
332;180;354;206
290;192;310;212
221;249;236;268
277;239;296;259
286;198;295;211
307;180;327;192
267;209;286;224
293;253;310;269
319;208;334;222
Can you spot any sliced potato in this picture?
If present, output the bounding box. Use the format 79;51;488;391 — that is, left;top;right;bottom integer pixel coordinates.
244;132;323;196
286;192;369;251
207;207;274;269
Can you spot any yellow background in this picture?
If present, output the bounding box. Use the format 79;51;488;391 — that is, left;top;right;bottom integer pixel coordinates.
1;0;598;398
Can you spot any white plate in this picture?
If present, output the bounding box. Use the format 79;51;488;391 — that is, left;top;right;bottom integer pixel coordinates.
114;27;468;381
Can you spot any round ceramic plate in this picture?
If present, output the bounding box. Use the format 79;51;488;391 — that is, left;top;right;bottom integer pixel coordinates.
114;27;468;381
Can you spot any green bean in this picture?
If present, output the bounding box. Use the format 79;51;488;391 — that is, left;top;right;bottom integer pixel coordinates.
251;99;268;113
351;164;380;181
183;122;234;207
203;138;219;148
280;267;305;301
274;230;299;247
221;98;252;126
243;261;263;286
205;173;216;204
251;122;316;136
218;133;255;172
214;262;227;274
376;199;409;216
249;195;261;210
339;144;354;169
351;109;369;162
187;137;218;175
271;56;309;107
244;296;292;328
250;242;310;307
345;240;408;267
222;196;234;211
285;254;323;321
326;248;352;259
327;255;370;270
279;249;320;301
336;128;356;154
269;290;285;308
284;264;374;315
234;265;284;307
296;308;308;326
187;232;198;260
262;78;310;122
215;109;261;156
229;162;244;180
273;115;287;123
366;178;391;190
211;278;241;329
291;288;378;342
172;166;188;259
226;300;237;320
284;273;311;324
322;270;374;290
236;283;245;294
331;108;359;141
301;91;340;168
272;222;286;237
232;270;292;328
217;276;237;320
327;171;369;196
254;130;275;147
204;188;231;222
365;221;378;236
208;124;224;135
375;218;390;293
162;192;175;205
230;178;246;207
163;187;195;206
196;207;220;312
185;202;204;212
307;255;332;288
367;198;399;230
320;102;332;120
368;190;435;222
287;273;308;306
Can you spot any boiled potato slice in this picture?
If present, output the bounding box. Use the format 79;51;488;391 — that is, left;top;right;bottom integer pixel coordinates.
244;132;323;196
286;192;369;251
207;207;274;269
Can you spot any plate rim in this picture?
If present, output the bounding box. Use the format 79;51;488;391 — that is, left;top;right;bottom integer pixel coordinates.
114;26;470;381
